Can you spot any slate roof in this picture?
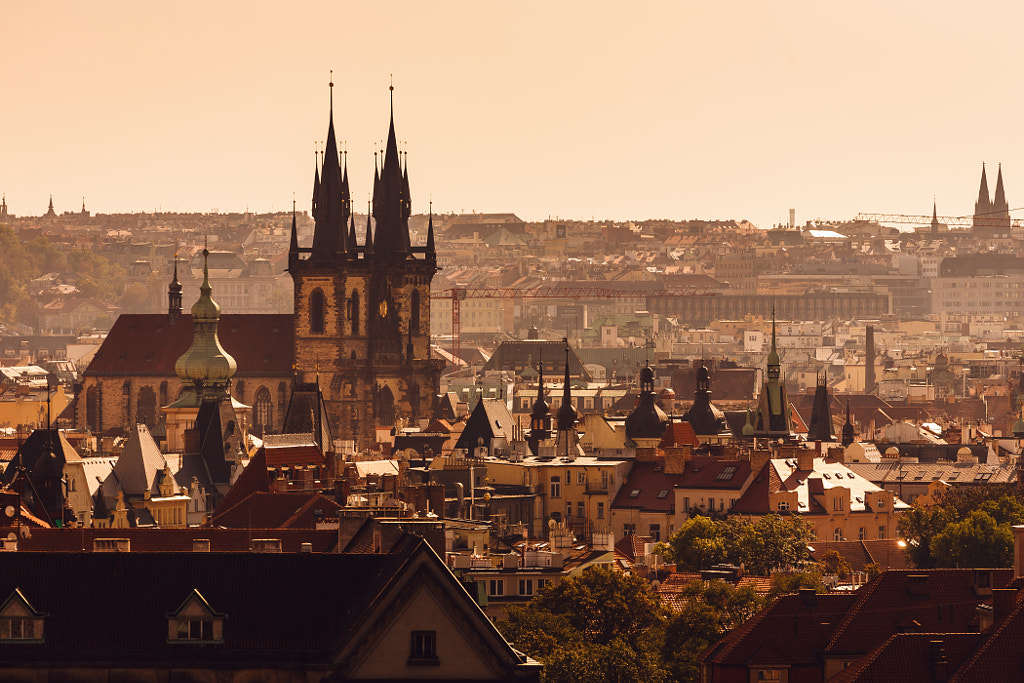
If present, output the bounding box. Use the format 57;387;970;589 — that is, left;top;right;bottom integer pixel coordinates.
19;527;338;553
86;313;293;376
0;551;394;661
108;424;166;496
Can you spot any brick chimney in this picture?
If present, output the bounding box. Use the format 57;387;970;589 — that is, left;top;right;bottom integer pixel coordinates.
635;446;658;464
663;445;691;475
797;447;815;472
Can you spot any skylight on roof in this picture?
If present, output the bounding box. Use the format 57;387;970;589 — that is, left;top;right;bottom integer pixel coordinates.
628;489;640;498
715;466;738;481
657;489;670;499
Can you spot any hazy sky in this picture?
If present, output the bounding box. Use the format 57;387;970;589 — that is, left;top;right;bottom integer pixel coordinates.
5;1;1023;228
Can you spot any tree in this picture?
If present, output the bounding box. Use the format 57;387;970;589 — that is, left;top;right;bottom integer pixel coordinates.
663;515;725;571
531;566;666;649
821;548;852;580
767;568;826;600
899;488;1024;568
664;514;814;575
929;510;1014;568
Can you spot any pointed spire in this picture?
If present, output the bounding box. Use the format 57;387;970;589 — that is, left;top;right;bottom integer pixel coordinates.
767;307;780;371
426;202;436;256
349;212;357;252
289;199;299;254
931;198;940;232
310;77;348;258
364;199;374;256
372;83;412;258
976;162;992;213
995;163;1007;207
168;246;183;323
312;142;320;218
841;398;855;447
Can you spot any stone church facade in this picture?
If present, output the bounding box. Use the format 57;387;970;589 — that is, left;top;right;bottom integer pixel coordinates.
73;88;442;450
289;87;443;448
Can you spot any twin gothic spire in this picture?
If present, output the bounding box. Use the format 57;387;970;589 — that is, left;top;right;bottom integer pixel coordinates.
301;81;433;263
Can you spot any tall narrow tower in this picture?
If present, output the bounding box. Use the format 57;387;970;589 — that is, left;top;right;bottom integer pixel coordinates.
289;82;443;449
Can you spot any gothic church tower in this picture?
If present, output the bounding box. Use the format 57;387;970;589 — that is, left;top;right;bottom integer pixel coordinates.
289;84;442;449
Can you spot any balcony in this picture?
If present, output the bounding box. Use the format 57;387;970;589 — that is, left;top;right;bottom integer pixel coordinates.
584;482;611;495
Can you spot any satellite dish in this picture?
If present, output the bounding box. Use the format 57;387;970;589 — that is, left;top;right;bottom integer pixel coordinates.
4;506;14;518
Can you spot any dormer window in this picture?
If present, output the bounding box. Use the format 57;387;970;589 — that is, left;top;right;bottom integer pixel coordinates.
0;588;46;643
167;589;225;644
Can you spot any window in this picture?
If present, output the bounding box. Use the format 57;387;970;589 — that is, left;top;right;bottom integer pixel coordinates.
350;290;360;335
877;498;886;509
577;502;585;519
628;489;640;498
879;526;886;540
623;523;636;535
597;502;604;519
537;579;550;591
309;289;326;334
489;579;504;596
859;527;866;540
550;477;561;499
167;589;224;644
409;630;438;664
176;619;213;641
578;470;586;485
519;579;534;596
757;670;782;681
715;465;737;481
657;489;669;499
777;501;790;511
650;524;661;541
410;290;421;332
684;497;690;511
566;503;572;519
833;528;843;541
833;497;844;511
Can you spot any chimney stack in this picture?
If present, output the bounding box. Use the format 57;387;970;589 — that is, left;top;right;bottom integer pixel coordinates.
865;326;876;393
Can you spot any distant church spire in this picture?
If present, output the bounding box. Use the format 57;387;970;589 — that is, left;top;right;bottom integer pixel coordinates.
807;368;834;442
289;199;299;256
174;248;237;399
930;199;940;233
168;249;183;324
371;83;412;259
310;76;349;259
841;398;855;447
426;202;436;257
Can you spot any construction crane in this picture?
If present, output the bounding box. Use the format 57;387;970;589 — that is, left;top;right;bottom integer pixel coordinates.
430;283;713;367
855;212;1024;229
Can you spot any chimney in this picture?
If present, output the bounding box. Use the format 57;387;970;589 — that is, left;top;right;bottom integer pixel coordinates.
799;587;817;607
908;574;929;598
992;588;1019;625
865;326;876;392
635;446;658;464
797;447;815;472
928;640;949;683
663;445;691;475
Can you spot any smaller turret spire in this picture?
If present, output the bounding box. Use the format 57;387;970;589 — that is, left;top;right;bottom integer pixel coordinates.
290;199;298;254
427;201;436;256
557;340;575;431
168;247;183;323
841;398;855;447
364;199;374;256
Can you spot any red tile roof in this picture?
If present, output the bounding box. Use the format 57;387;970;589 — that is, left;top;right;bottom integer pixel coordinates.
829;632;983;683
659;421;700;448
211;491;342;529
20;527;338;552
86;313;293;376
824;569;1014;657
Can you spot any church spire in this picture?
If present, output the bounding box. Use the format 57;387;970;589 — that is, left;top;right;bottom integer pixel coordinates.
364;199;374;256
312;143;320;220
168;248;183;324
349;212;357;252
841;398;855;447
974;163;992;230
557;341;575;431
930;199;940;233
174;248;237;399
994;163;1009;214
310;77;348;259
371;83;412;259
289;199;298;255
427;202;436;257
807;368;834;442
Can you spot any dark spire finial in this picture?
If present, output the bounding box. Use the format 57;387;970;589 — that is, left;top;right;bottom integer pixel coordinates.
329;70;334;115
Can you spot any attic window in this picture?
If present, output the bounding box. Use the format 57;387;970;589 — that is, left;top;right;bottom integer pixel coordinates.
715;466;737;481
628;489;641;498
657;489;670;499
847;473;855;479
167;589;225;644
947;472;960;481
975;472;992;482
913;473;924;480
0;589;46;643
823;474;831;480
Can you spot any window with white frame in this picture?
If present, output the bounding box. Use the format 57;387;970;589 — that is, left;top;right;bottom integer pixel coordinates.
550;477;561;498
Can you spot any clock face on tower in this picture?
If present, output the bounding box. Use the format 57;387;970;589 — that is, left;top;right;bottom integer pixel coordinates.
378;299;388;318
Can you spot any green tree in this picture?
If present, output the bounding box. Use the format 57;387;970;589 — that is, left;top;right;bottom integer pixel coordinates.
929;510;1014;568
821;548;852;580
664;515;725;571
532;566;666;648
766;568;826;600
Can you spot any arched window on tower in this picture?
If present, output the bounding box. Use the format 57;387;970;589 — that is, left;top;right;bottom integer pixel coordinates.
351;290;360;335
136;386;157;428
254;386;273;437
86;386;101;433
377;385;396;427
310;289;326;334
411;290;421;333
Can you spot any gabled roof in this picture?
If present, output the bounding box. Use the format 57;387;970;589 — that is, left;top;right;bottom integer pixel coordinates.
86;313;293;376
824;569;1014;657
20;527;340;552
211;491;342;529
702;592;857;667
454;399;516;451
829;632;982;683
109;424;166;496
